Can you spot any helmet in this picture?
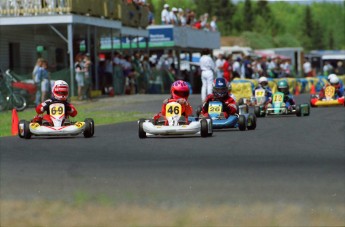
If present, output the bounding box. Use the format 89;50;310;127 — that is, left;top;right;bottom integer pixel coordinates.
213;78;228;98
277;80;289;94
52;80;69;101
329;75;340;86
328;73;337;82
171;80;190;100
258;76;268;88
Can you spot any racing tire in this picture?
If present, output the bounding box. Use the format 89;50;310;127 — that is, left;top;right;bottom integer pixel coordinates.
84;118;95;138
247;113;256;130
18;120;25;138
296;104;301;117
305;104;310;116
254;106;261;118
23;120;31;139
138;119;147;139
238;115;246;131
206;117;213;137
200;119;208;138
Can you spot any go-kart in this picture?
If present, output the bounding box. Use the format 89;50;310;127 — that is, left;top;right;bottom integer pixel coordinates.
18;102;94;139
196;101;256;131
138;101;212;138
254;92;310;117
310;86;345;107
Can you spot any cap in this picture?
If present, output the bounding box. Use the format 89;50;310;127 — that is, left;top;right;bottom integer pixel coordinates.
164;4;169;8
178;8;183;12
172;7;178;12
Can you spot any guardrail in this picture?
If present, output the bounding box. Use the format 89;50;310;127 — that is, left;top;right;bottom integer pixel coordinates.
0;0;149;28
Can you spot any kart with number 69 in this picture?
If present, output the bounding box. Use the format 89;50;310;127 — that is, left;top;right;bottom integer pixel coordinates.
18;102;94;139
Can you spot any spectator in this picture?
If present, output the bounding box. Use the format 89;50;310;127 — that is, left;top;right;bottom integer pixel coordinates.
199;48;215;102
161;3;170;24
210;16;217;32
186;9;195;26
75;53;85;101
232;57;242;79
147;3;155;25
242;55;253;79
215;53;225;78
335;61;345;75
323;61;333;76
104;54;114;93
267;57;277;78
303;58;313;77
178;8;186;26
169;7;178;25
201;13;208;29
83;53;92;100
223;54;232;83
33;58;44;106
40;60;51;102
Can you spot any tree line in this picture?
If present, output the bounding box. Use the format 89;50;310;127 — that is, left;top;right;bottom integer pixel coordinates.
149;0;345;50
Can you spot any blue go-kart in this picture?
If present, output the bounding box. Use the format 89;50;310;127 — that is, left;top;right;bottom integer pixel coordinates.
197;101;256;131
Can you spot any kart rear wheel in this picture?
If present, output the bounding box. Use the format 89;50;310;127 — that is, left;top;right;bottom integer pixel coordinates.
296;104;301;117
84;118;95;138
238;115;246;131
200;119;208;137
247;113;256;130
254;106;261;118
305;104;310;116
138;119;147;139
23;120;31;139
18;120;25;138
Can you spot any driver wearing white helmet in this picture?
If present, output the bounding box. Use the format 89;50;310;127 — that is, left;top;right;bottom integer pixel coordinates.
319;74;344;100
33;80;78;125
253;76;273;107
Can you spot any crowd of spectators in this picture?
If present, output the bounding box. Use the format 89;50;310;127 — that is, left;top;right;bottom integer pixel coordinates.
160;4;217;31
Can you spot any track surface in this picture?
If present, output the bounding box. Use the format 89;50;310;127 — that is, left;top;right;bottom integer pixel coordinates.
1;94;344;208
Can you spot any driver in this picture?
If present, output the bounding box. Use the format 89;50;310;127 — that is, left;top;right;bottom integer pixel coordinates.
254;76;272;107
201;78;237;118
319;74;344;100
277;80;295;110
33;80;77;125
153;80;193;124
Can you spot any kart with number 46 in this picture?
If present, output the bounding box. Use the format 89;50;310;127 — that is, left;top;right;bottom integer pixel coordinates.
18;102;94;139
138;100;212;138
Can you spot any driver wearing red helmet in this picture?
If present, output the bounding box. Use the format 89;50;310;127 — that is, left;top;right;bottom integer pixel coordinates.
153;80;193;124
34;80;77;125
201;78;237;118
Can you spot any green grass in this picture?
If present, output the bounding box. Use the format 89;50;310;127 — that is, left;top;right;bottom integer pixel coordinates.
0;104;153;137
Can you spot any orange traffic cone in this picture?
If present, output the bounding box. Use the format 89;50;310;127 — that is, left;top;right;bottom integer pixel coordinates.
310;84;316;95
294;85;300;96
12;109;19;136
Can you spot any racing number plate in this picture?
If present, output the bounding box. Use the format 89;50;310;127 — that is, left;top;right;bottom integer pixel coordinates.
273;93;283;103
255;88;265;105
166;102;182;118
208;103;222;115
49;103;65;118
324;86;335;99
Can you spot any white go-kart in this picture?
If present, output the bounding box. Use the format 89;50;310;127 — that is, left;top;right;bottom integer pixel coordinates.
138;101;212;138
18;103;94;139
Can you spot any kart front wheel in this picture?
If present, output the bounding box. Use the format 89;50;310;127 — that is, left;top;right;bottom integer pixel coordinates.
254;106;261;117
21;120;31;139
247;113;256;130
18;120;25;138
200;119;209;138
238;115;246;131
138;119;147;139
296;105;301;117
84;118;95;138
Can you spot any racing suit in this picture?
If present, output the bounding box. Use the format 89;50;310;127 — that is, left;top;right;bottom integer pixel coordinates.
253;85;272;107
201;94;237;119
282;93;295;110
154;98;193;125
34;98;78;125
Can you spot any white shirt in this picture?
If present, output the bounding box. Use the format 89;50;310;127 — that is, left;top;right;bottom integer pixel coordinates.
161;9;170;24
232;61;241;73
200;55;215;71
169;12;177;25
210;21;217;31
303;62;312;73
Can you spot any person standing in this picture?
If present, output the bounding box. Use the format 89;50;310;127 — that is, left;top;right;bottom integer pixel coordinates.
83;53;92;100
303;58;313;77
75;53;85;101
161;4;170;24
40;60;51;102
199;48;215;102
215;53;225;78
33;58;44;107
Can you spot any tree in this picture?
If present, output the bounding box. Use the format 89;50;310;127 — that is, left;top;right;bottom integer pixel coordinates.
256;0;271;20
311;21;324;50
328;30;334;49
243;0;253;31
303;6;313;38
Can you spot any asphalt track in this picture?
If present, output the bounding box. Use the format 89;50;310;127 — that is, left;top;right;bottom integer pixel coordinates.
0;94;344;208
